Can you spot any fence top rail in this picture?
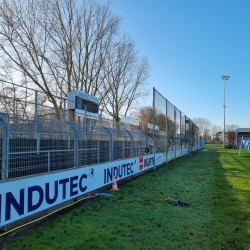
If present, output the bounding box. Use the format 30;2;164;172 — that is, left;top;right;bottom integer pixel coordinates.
9;148;99;155
9;131;70;136
0;79;140;130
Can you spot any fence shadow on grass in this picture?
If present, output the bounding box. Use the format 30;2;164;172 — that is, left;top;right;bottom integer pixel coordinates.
206;146;250;250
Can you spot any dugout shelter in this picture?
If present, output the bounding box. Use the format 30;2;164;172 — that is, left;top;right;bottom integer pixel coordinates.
236;128;250;149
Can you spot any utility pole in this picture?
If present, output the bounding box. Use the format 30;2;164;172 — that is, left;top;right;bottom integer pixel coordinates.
221;75;230;148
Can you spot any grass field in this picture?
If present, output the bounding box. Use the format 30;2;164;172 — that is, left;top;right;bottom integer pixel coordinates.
3;146;250;250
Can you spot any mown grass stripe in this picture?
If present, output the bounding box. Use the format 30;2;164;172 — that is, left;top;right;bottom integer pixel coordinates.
4;146;250;250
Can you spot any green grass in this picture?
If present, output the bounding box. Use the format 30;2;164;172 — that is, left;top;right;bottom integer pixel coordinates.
4;146;250;250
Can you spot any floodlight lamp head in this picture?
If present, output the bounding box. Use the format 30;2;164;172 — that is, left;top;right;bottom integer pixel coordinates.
221;75;230;80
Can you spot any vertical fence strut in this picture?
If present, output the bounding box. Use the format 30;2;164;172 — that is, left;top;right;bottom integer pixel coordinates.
100;110;102;141
66;121;79;168
174;107;176;161
0;114;9;180
166;99;168;164
153;88;203;166
185;116;187;155
140;132;148;153
48;151;51;172
0;80;204;182
34;90;38;135
103;127;113;161
85;105;87;140
153;87;156;170
125;130;133;158
63;99;66;139
36;133;40;154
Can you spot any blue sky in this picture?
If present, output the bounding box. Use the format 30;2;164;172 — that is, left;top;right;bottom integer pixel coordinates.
106;0;250;128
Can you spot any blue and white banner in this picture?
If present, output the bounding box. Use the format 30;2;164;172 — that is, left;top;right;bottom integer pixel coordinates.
181;148;186;156
242;139;250;150
0;153;162;227
0;145;203;227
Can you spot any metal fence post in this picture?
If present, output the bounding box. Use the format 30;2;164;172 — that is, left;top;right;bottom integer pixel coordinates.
85;105;87;140
91;122;93;140
66;121;79;168
131;132;133;158
112;113;114;161
174;107;176;161
125;130;133;158
97;140;99;163
63;99;66;140
0;114;9;180
139;131;148;156
103;127;112;161
166;100;168;164
111;130;113;161
35;90;38;135
123;123;125;159
48;151;50;172
100;109;102;128
185;116;187;155
68;135;71;152
37;133;40;154
78;116;81;137
100;109;103;141
153;88;156;170
64;99;67;122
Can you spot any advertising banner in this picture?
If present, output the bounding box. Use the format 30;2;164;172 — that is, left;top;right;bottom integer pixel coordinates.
0;153;162;227
122;116;139;126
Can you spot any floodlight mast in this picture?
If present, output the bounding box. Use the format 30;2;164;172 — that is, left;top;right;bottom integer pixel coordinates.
221;75;230;148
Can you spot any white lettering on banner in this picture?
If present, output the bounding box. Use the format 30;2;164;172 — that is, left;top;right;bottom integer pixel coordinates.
0;153;163;227
0;171;88;227
103;159;136;184
137;153;163;172
155;155;162;166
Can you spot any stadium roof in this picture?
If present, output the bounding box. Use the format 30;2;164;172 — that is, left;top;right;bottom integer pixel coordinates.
237;128;250;133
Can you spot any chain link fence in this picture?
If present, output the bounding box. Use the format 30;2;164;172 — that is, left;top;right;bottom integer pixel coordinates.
152;88;204;167
0;80;151;181
0;80;205;180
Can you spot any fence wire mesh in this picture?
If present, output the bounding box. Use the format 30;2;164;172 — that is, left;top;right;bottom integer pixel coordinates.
0;80;148;181
153;88;203;166
0;80;204;181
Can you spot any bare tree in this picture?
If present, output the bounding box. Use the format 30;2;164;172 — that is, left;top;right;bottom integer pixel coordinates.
0;0;123;116
101;35;150;120
0;69;32;116
226;124;239;132
193;117;211;137
210;125;218;139
135;106;153;132
226;131;236;143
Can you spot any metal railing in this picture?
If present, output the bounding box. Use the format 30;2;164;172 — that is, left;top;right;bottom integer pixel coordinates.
0;80;205;181
0;112;152;181
152;88;204;167
0;79;140;133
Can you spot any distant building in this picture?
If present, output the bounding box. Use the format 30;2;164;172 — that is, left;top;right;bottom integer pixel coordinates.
218;133;223;142
205;136;211;144
218;131;236;144
236;128;250;148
